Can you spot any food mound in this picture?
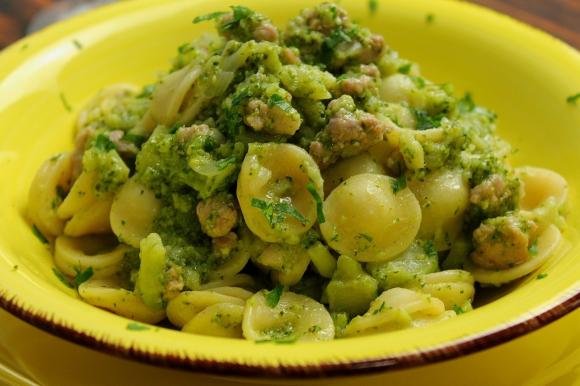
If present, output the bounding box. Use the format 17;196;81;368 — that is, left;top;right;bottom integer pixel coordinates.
28;3;567;342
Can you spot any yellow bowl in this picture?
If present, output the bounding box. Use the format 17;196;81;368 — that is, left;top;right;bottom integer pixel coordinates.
0;0;579;385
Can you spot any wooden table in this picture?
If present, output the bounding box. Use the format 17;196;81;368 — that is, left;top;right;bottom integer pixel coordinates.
0;1;579;49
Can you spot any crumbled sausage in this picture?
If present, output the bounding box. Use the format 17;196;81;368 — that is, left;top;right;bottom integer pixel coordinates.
359;64;380;78
212;232;239;257
253;22;279;42
470;174;520;218
107;130;139;158
470;215;538;270
310;109;387;168
280;47;301;64
243;98;301;136
163;265;184;301
175;124;211;143
339;75;376;96
196;193;238;238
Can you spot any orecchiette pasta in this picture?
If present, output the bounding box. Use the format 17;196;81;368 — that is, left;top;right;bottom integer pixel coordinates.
242;290;334;342
253;243;310;286
322;153;385;196
54;235;129;279
78;278;166;324
237;143;323;244
516;167;568;210
320;173;422;262
407;270;475;310
343;288;452;337
466;224;561;286
27;152;72;237
110;177;161;248
166;290;245;328
182;303;245;338
408;169;469;251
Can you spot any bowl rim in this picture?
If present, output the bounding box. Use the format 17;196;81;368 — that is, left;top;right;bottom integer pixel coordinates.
0;291;578;377
0;0;579;379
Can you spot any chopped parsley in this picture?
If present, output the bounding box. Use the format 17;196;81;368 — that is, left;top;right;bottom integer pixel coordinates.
358;233;373;242
265;285;283;308
452;304;466;314
72;39;83;50
268;94;293;113
410;76;426;89
52;268;74;289
137;84;155;98
566;93;580;105
222;6;254;30
251;197;307;228
59;92;72;112
372;301;386;315
93;133;116;152
368;0;379;15
414;109;442;130
32;225;48;244
528;239;539;256
321;29;352;64
305;181;325;224
126;322;151;331
536;273;548;280
52;266;94;289
457;92;476;113
426;13;435;24
192;11;228;24
122;133;146;147
390;174;407;194
424;240;437;258
397;63;412;74
73;266;94;286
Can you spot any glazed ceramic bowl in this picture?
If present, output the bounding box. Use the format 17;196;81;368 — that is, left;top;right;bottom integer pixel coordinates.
0;0;579;385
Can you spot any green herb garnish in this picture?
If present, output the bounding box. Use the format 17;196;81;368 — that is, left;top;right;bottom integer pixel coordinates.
59;92;72;112
265;285;283;308
73;266;94;287
424;240;437;258
251;198;307;228
93;133;116;152
122;133;146;147
368;0;378;15
566;93;580;105
414;109;442;130
528;239;539;256
390;174;407;194
457;92;475;113
268;94;293;113
305;182;325;224
222;6;254;30
426;13;435;24
72;39;83;50
32;225;48;244
536;273;548;280
372;301;386;315
358;233;373;242
126;322;151;331
452;304;465;314
52;268;74;289
193;11;228;24
397;63;412;74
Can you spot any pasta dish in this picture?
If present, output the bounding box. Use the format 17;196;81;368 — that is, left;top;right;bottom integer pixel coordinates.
27;3;568;342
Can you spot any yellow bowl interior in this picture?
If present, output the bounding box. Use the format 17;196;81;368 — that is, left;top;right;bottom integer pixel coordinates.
0;0;578;371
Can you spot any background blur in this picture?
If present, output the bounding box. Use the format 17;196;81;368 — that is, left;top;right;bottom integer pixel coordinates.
0;0;579;49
